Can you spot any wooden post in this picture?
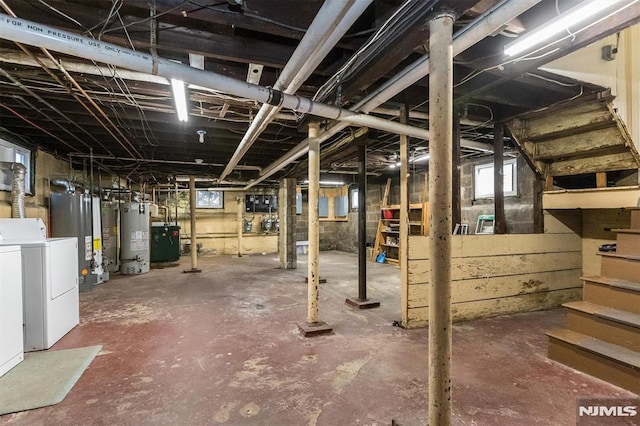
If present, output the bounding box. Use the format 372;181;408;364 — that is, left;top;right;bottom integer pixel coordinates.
237;196;243;257
545;175;554;191
183;176;201;273
297;122;331;336
190;176;198;269
452;111;461;230
494;122;506;234
533;176;544;234
400;103;410;326
596;172;607;188
308;121;320;324
279;178;297;269
428;13;454;426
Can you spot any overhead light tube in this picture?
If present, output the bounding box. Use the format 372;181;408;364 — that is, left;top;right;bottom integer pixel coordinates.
412;153;430;163
171;78;188;122
504;0;627;57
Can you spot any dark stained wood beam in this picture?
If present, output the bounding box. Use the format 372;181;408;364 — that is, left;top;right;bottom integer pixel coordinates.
493;122;506;234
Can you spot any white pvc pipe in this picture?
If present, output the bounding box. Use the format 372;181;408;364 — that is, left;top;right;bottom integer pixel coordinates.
244;0;539;189
219;0;372;181
0;14;428;140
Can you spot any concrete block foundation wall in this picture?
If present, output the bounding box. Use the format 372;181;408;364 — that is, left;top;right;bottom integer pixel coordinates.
295;183;383;253
385;154;537;234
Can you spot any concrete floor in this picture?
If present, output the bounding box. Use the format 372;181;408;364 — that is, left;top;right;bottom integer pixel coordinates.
1;250;635;425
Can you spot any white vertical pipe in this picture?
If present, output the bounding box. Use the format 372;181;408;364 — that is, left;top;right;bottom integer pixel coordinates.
307;122;320;324
428;13;454;426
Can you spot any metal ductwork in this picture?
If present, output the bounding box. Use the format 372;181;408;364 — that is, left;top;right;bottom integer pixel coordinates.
10;162;26;218
51;178;76;193
0;161;26;218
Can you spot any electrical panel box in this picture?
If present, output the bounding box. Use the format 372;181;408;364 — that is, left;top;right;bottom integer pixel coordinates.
150;224;181;262
246;194;278;213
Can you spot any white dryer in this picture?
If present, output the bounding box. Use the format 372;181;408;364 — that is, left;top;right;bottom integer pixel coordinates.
0;219;79;351
0;245;23;376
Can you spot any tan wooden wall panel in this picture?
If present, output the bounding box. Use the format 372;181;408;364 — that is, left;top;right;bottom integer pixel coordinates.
408;251;581;284
449;288;582;322
408;233;581;260
406;288;582;328
407;268;581;309
544;210;583;234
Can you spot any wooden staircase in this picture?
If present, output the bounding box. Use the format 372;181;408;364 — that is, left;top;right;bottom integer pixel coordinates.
547;209;640;394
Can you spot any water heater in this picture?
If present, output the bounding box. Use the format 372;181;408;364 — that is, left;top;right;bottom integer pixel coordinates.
120;202;150;275
50;192;93;291
101;199;119;273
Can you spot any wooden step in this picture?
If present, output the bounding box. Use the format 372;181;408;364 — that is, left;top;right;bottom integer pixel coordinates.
582;276;640;314
564;301;640;351
631;209;640;229
611;232;640;255
547;328;640;394
599;254;640;282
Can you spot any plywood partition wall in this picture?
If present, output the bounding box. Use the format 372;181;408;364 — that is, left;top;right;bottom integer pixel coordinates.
403;233;583;328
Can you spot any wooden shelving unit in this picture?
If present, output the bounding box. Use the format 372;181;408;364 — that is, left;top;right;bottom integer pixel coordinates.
372;203;428;265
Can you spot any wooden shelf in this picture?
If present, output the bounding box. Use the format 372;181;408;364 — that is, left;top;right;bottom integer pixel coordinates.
372;202;428;264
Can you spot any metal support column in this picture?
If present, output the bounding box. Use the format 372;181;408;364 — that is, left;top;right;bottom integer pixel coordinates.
184;176;201;273
428;12;454;426
298;122;331;336
237;196;243;257
399;104;410;325
346;133;379;309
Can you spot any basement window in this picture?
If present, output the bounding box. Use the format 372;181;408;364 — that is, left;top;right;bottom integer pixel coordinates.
474;158;517;199
0;138;33;194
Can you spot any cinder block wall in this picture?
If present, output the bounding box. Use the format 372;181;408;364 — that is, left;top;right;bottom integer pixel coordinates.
295;183;384;253
460;155;536;234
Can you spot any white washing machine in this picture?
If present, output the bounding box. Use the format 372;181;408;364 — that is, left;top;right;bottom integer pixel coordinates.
0;245;23;376
0;219;79;351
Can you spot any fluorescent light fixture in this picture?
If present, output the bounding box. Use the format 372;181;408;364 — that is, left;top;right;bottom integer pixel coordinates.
171;78;189;122
504;0;626;56
412;154;430;163
303;179;344;186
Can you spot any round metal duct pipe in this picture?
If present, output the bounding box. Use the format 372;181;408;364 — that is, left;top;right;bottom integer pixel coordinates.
10;162;26;218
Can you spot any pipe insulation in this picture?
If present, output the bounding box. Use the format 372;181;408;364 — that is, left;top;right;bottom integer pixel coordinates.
10;162;26;218
244;0;542;189
0;14;428;141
